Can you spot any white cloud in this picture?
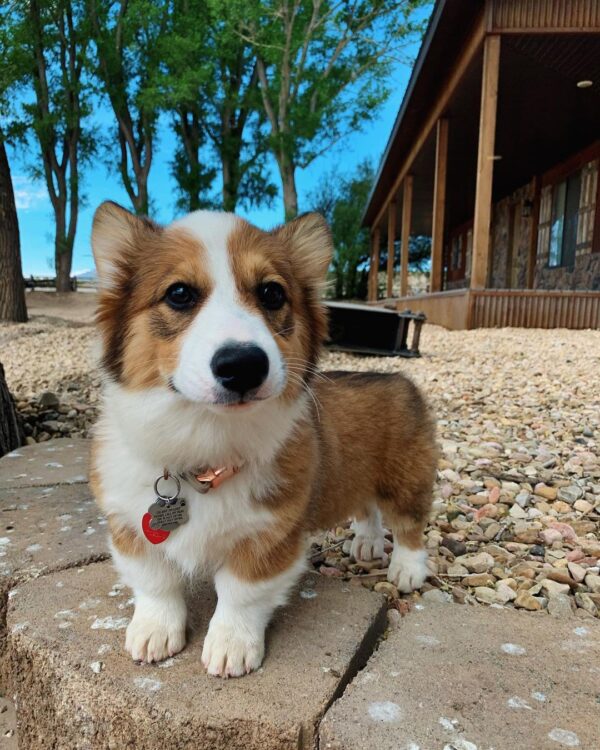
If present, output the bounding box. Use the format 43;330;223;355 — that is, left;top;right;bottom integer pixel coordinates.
12;176;49;211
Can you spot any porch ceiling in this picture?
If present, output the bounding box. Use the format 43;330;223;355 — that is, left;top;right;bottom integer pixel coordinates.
376;31;600;239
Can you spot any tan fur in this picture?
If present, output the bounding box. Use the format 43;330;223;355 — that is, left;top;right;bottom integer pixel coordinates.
108;515;145;557
93;202;214;386
226;218;329;402
230;372;437;581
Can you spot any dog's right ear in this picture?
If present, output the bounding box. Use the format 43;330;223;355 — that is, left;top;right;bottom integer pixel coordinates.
92;201;159;288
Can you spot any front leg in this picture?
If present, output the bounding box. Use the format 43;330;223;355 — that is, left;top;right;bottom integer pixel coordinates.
111;537;187;664
202;551;306;678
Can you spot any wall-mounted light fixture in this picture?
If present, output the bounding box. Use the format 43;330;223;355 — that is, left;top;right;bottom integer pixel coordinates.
577;80;593;88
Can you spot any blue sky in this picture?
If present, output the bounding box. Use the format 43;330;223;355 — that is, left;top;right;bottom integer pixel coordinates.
10;11;430;276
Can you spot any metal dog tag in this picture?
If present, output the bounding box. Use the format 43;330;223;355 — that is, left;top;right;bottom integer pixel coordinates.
147;473;189;532
147;496;188;532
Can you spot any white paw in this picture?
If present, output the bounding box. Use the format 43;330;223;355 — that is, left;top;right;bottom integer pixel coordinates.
125;612;186;663
350;533;385;562
388;546;428;593
201;619;265;678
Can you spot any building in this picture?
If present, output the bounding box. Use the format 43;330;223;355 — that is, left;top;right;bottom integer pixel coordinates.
364;0;600;329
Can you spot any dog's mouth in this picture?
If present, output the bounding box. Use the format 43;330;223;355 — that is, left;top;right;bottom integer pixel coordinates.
167;376;270;409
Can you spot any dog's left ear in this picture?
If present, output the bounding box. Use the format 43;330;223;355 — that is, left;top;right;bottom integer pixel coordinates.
276;212;333;285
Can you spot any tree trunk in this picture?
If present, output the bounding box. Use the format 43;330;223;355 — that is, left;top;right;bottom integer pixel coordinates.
278;156;298;220
0;362;23;458
0;140;28;322
56;249;73;292
222;153;241;213
54;207;73;292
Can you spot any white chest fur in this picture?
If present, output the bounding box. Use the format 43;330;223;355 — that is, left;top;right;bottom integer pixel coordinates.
94;383;308;576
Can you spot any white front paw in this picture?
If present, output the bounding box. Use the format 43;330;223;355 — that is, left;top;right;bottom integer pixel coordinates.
388;546;428;593
350;533;385;562
201;619;265;678
125;611;186;663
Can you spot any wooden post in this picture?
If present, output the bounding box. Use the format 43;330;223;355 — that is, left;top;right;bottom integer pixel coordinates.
386;201;396;298
527;176;541;289
430;118;448;292
368;225;381;301
400;175;413;297
471;34;501;290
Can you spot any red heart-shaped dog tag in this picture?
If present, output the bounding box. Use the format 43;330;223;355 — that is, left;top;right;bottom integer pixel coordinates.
142;513;170;545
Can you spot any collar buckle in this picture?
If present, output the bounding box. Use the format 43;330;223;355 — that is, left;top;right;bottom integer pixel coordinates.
181;465;239;494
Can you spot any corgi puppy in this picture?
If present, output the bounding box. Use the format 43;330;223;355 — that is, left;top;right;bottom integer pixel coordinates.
90;202;437;678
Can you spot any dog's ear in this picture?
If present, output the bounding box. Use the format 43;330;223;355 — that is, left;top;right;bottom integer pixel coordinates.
92;201;160;288
276;212;333;285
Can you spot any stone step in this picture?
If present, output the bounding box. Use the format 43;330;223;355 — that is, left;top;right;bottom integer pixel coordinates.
0;439;89;491
6;561;386;750
319;601;600;750
0;439;100;747
0;442;105;665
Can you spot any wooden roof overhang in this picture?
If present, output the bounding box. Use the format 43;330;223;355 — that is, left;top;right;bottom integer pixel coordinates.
364;0;600;239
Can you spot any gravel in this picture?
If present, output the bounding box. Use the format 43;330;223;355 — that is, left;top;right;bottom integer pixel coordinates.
2;314;600;618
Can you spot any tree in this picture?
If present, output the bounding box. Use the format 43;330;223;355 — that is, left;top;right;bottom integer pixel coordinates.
9;0;94;292
244;0;428;219
88;0;166;215
0;141;27;322
0;9;28;321
0;362;24;457
156;0;276;213
309;160;374;299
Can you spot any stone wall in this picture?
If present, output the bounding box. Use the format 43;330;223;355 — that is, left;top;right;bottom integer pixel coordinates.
489;182;535;289
535;251;600;291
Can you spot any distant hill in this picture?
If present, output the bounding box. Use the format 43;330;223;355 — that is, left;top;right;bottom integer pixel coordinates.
73;269;98;281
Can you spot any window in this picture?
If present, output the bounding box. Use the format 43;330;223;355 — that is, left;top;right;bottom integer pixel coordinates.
548;171;581;268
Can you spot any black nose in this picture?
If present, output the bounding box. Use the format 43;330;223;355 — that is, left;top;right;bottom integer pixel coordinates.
210;344;269;395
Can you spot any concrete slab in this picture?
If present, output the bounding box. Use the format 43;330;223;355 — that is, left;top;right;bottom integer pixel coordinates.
7;562;386;750
319;602;600;750
0;439;89;490
0;483;106;584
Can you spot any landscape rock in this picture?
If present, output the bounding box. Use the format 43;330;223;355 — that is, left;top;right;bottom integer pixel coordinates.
454;552;494;573
547;595;574;619
514;591;544;611
540;579;571;598
585;573;600;594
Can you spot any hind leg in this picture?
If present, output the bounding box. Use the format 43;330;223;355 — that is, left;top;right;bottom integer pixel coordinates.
350;505;386;561
386;514;429;593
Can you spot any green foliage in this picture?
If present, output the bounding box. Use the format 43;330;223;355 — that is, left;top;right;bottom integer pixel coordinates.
87;0;167;214
242;0;429;218
378;234;431;273
309;160;374;299
154;0;276;213
2;0;96;289
311;160;432;299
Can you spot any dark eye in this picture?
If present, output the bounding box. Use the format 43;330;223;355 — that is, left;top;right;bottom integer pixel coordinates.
164;282;198;311
257;281;286;311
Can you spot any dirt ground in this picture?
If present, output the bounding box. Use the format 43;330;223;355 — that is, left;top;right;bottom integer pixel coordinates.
23;290;98;325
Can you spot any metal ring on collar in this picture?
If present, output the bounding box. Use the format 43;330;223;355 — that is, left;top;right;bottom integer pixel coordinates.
153;473;181;502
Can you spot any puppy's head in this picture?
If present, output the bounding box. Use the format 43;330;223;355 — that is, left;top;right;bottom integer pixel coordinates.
92;203;332;411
